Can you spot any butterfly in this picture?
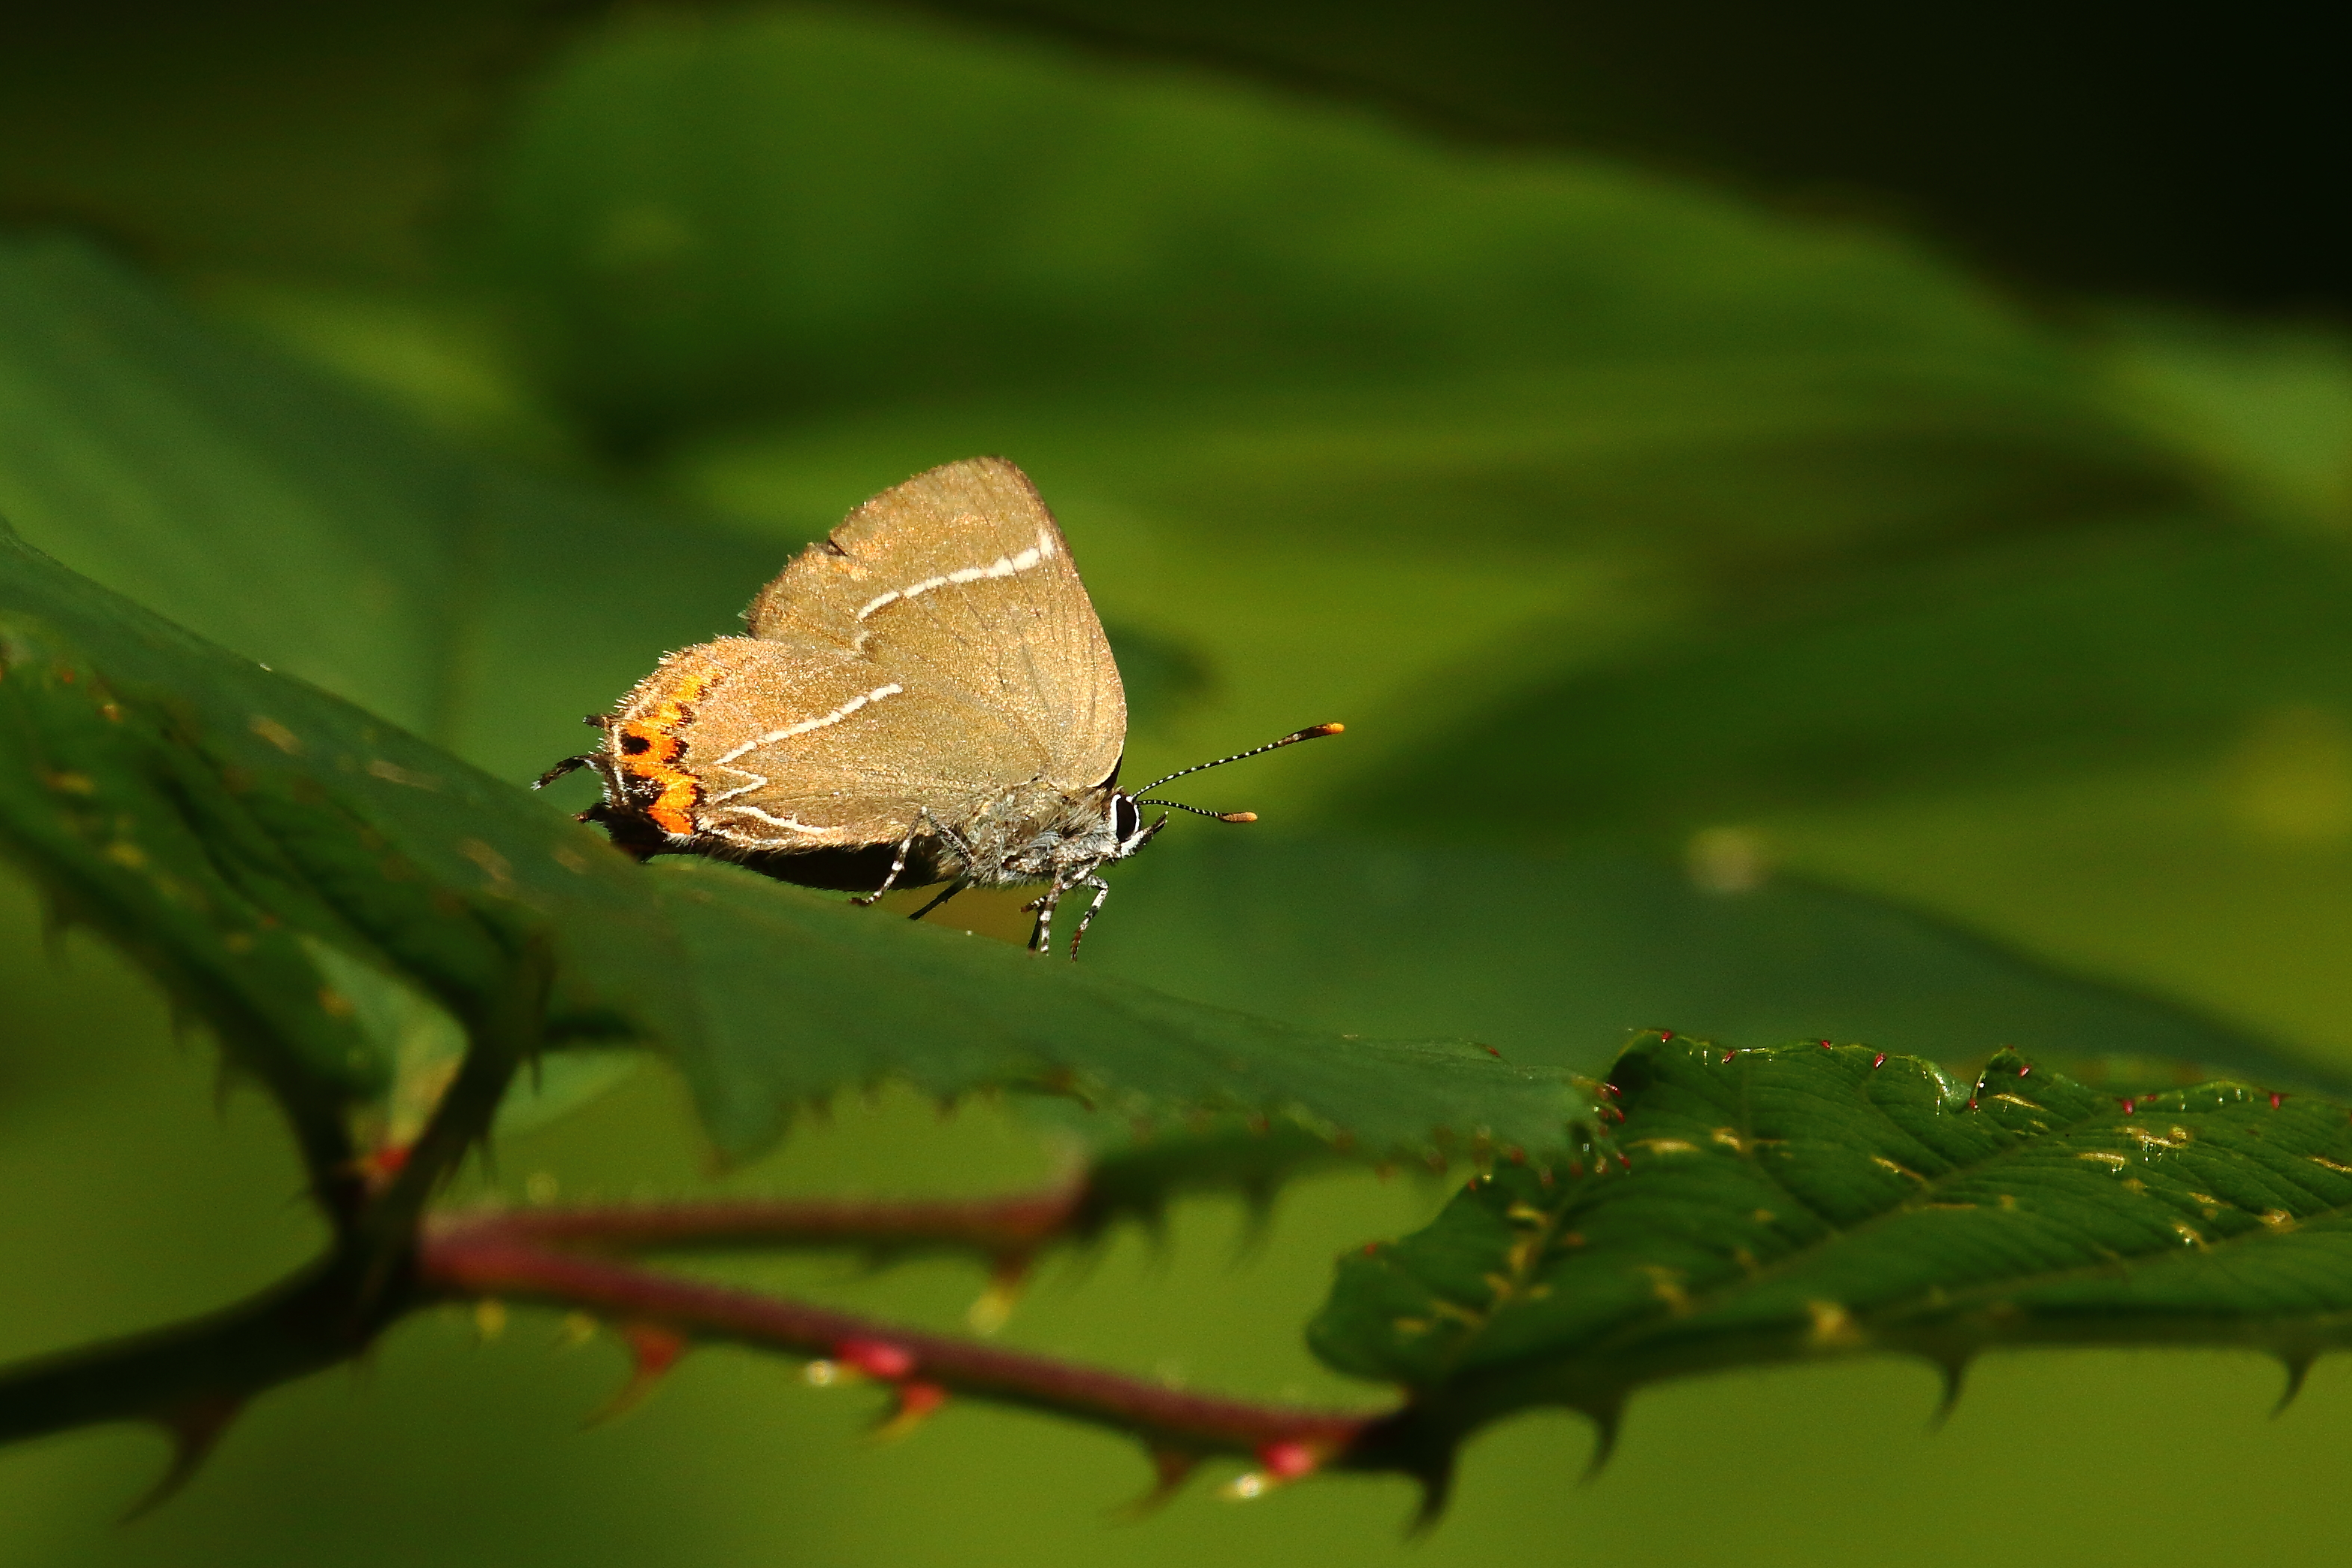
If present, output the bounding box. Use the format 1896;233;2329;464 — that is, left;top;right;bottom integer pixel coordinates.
538;456;1338;954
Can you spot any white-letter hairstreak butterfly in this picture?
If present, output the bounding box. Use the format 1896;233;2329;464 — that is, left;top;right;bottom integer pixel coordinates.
537;457;1340;955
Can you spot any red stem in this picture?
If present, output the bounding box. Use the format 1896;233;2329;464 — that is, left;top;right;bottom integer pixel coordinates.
416;1228;1380;1460
425;1184;1083;1258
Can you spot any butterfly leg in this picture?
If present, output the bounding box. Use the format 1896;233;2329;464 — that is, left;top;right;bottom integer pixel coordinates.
531;753;594;791
1065;877;1112;960
853;819;925;907
1025;881;1068;954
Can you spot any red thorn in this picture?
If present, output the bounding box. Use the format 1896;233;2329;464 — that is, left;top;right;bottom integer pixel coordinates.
1720;1049;1735;1064
1482;1045;1502;1058
1599;1081;1622;1099
1120;1448;1203;1517
1819;1040;1833;1050
1361;1241;1380;1256
1259;1439;1321;1481
588;1322;690;1425
126;1394;244;1519
1506;1145;1527;1164
2017;1062;2032;1078
352;1140;414;1195
1871;1052;1886;1069
1615;1152;1632;1170
896;1380;948;1422
1967;1098;1980;1111
872;1380;949;1441
2271;1092;2285;1110
836;1337;916;1380
2120;1096;2136;1113
1658;1031;1674;1042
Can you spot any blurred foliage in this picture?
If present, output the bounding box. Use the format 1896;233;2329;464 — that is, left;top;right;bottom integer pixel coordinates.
3;1;2352;1565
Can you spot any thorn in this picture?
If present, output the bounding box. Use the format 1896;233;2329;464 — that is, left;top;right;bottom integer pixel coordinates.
2274;1351;2316;1416
124;1394;244;1519
1819;1040;1833;1050
1575;1395;1626;1481
2271;1092;2286;1111
1396;1447;1460;1534
1925;1353;1971;1429
1871;1052;1886;1069
1116;1448;1202;1519
872;1380;948;1441
584;1322;689;1426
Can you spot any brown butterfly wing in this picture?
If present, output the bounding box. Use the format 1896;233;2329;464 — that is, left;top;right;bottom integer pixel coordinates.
682;457;1126;848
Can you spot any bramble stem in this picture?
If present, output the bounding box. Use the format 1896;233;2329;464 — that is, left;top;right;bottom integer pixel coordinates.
423;1181;1085;1260
416;1227;1380;1461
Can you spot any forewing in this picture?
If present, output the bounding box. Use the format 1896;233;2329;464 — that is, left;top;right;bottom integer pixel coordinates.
746;457;1126;791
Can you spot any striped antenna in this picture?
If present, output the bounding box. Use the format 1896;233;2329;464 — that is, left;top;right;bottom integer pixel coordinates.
1133;723;1343;812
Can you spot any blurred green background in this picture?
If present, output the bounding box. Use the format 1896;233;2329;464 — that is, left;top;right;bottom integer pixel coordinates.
4;1;2351;1563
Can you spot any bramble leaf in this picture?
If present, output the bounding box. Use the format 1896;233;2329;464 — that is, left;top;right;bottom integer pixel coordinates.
1315;1034;2352;1481
0;522;1592;1172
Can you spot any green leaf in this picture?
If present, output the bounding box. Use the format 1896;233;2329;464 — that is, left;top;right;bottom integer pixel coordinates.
1314;1034;2352;1481
0;520;1590;1170
0;230;789;792
1086;835;2340;1092
649;859;1585;1163
0;524;680;1171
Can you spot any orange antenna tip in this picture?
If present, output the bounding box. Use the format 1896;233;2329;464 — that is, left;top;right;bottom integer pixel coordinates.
1218;811;1259;824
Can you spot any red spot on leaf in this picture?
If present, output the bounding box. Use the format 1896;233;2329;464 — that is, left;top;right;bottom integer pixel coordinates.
1658;1031;1674;1042
2272;1092;2285;1110
1871;1052;1886;1069
1819;1040;1833;1050
2017;1062;2032;1078
2120;1097;2137;1114
1482;1045;1502;1058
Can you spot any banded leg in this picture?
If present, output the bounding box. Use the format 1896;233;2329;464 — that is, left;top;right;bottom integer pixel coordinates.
1024;882;1067;954
853;819;924;907
531;753;593;791
1065;876;1112;960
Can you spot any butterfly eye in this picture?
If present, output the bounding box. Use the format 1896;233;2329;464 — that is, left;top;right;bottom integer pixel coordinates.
1113;794;1142;842
619;732;651;756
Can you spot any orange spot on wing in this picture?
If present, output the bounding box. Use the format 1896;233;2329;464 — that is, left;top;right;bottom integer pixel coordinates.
617;670;718;836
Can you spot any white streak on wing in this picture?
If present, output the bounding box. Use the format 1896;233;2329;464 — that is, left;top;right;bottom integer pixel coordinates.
704;768;770;804
853;533;1054;622
709;682;904;765
723;804;849;838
